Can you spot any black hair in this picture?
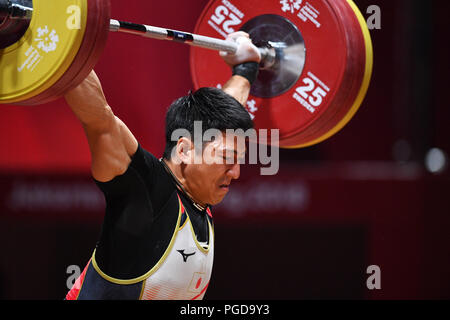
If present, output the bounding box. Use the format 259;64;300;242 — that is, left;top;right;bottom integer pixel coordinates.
163;87;254;159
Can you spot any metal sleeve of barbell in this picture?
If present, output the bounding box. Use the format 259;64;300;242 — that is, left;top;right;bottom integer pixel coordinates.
0;0;33;20
109;19;238;53
0;0;9;17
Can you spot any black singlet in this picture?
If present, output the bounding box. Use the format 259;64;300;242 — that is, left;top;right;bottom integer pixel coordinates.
93;144;212;280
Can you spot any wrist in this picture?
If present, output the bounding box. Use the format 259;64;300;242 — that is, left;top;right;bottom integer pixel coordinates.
232;61;259;85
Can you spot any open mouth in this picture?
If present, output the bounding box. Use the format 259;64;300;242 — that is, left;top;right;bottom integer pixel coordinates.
219;184;230;190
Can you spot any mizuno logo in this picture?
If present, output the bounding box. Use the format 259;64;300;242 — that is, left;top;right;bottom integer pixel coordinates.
177;249;196;262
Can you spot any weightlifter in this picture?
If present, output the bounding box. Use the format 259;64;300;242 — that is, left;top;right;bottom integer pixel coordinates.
65;31;261;300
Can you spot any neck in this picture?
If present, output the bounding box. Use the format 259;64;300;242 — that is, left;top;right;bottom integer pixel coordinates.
162;158;207;211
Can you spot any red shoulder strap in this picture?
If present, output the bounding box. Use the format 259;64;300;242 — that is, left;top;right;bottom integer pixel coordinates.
176;193;186;214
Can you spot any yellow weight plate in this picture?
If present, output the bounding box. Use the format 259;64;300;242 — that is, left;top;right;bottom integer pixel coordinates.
0;0;88;103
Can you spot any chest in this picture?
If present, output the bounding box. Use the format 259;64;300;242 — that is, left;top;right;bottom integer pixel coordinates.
140;216;214;300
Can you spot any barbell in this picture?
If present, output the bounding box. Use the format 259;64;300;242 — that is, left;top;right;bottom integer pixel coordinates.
0;0;373;148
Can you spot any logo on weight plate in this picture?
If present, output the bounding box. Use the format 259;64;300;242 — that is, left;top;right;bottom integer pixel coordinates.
35;26;59;53
280;0;322;28
280;0;303;14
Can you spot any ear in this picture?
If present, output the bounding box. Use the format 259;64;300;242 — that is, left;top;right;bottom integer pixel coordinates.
176;137;194;164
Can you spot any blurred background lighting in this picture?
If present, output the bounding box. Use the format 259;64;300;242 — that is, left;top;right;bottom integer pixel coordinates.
425;148;447;174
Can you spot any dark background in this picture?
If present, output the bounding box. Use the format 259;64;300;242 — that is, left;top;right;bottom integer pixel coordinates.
0;0;449;299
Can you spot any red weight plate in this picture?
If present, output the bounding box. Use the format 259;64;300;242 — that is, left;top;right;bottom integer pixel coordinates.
280;0;370;147
190;0;370;147
17;0;110;105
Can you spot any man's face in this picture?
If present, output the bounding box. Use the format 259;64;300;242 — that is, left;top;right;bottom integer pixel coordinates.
183;132;246;206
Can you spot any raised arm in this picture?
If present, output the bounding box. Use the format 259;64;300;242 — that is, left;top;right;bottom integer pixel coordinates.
219;31;261;106
222;75;252;106
64;70;138;182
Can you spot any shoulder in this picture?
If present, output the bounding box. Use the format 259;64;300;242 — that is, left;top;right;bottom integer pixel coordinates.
94;144;167;197
129;144;160;172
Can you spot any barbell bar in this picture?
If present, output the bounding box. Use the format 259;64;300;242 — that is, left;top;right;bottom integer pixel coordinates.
109;19;277;70
0;0;373;148
0;0;275;65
